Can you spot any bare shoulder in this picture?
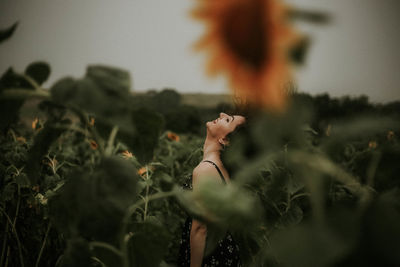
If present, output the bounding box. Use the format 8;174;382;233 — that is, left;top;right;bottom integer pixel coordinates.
192;162;220;186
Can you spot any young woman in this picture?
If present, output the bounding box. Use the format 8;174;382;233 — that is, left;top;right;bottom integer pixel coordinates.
178;112;246;267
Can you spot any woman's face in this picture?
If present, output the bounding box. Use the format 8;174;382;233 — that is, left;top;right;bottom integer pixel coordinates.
206;112;246;139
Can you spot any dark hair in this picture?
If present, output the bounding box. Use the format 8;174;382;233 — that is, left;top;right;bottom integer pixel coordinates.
225;116;248;144
220;100;261;176
223;98;258;144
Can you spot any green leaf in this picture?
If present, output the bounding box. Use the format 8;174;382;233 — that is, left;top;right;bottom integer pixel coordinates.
122;107;164;165
128;222;171;267
0;68;33;130
177;177;261;230
15;173;30;188
49;156;139;243
27;120;69;184
25;61;51;85
86;65;131;94
0;67;33;90
50;65;135;133
269;222;352;267
1;183;16;202
0;22;18;44
289;37;310;65
289;9;331;24
59;238;92;267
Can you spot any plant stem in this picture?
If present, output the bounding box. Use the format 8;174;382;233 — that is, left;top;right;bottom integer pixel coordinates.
0;88;50;99
0;207;24;267
35;222;51;267
4;247;10;267
89;241;123;257
0;211;9;266
143;166;149;221
13;185;21;227
120;190;179;267
366;151;381;187
105;126;119;156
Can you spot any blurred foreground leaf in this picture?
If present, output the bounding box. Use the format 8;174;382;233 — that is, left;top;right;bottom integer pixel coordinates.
51;65;134;132
49;156;140;243
0;22;18;43
25;61;51;85
128;222;171;267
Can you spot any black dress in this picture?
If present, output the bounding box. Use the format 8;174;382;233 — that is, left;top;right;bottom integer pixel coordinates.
178;160;242;267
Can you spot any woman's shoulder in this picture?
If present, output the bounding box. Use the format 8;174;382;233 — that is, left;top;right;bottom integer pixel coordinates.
193;161;218;174
192;160;227;182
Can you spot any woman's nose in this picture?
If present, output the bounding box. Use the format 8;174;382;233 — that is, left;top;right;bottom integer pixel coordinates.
220;112;227;118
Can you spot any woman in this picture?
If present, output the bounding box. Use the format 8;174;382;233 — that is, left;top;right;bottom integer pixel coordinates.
178;112;246;267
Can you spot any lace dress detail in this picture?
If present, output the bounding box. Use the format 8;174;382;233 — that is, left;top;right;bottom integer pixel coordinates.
177;160;242;267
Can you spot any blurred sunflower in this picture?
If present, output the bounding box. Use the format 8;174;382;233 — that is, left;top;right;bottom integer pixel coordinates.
16;136;27;144
138;167;147;177
191;0;301;111
89;117;95;127
368;141;377;149
32;118;39;130
89;139;98;150
121;150;133;159
167;131;180;142
387;130;395;141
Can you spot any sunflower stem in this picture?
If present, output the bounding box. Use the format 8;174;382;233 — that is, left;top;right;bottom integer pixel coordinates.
35;221;51;267
0;207;24;267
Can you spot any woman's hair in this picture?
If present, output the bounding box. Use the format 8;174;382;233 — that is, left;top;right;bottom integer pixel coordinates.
223;98;257;145
220;100;260;176
225;116;248;145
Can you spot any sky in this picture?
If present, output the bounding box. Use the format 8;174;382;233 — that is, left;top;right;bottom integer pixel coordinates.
0;0;399;103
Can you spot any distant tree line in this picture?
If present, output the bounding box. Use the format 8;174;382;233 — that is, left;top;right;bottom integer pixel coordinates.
131;88;400;136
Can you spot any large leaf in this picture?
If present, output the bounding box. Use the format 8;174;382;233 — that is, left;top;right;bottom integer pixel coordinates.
59;238;92;267
269;221;354;267
25;61;51;85
86;65;131;94
122;107;164;164
26;120;69;184
50;65;134;132
49;156;139;243
0;22;18;44
128;222;171;267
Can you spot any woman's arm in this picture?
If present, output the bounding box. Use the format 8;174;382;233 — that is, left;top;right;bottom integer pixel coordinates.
190;219;207;267
190;166;207;267
189;163;221;267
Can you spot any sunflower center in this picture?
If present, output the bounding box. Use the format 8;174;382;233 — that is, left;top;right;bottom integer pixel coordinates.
221;0;268;71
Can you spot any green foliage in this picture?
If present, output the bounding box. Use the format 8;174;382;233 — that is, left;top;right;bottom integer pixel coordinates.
49;156;139;243
128;222;171;267
1;58;400;267
25;62;51;86
50;65;132;132
128;108;164;164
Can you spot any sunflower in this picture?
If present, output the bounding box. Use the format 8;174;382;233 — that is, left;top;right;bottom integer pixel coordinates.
89;117;95;127
32;118;39;130
121;150;133;159
137;167;147;177
89;139;98;150
387;130;395;141
191;0;300;111
368;141;377;149
167;131;180;142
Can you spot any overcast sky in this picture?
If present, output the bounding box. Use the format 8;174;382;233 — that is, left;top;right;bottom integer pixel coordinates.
0;0;399;103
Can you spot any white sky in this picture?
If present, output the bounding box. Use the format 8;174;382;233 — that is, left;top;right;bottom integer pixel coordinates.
0;0;399;103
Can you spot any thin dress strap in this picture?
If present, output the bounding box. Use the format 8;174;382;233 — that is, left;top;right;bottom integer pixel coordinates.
202;160;226;184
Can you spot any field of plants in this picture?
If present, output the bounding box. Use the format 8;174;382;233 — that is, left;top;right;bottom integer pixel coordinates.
1;3;400;267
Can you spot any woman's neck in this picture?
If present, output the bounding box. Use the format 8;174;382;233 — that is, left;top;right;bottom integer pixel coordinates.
202;136;222;162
